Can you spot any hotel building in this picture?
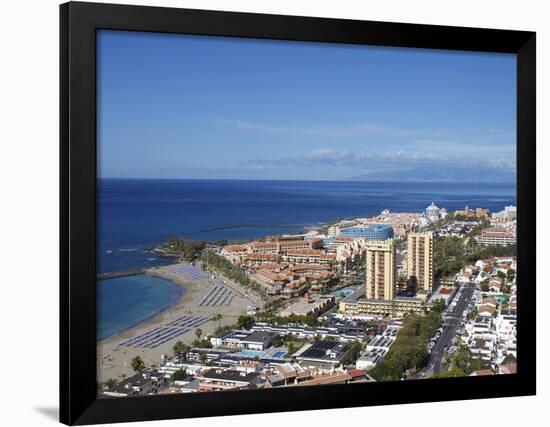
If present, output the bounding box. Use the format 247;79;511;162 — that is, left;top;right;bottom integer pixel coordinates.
407;231;434;293
249;239;323;255
338;237;426;318
454;205;491;219
338;294;426;318
476;227;516;246
365;240;396;301
340;224;394;240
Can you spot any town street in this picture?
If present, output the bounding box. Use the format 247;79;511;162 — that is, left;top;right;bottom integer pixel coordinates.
414;282;475;378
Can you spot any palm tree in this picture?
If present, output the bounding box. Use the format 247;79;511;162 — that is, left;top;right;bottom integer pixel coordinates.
195;328;203;340
130;356;145;373
199;352;208;366
213;314;223;329
173;340;189;361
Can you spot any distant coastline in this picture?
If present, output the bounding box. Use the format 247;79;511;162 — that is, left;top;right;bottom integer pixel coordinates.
99;177;516;184
97;178;516;341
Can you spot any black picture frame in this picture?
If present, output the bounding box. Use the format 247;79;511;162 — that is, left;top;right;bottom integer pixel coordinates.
60;1;536;425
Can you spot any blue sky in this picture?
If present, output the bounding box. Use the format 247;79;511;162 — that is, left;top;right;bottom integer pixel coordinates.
97;30;516;181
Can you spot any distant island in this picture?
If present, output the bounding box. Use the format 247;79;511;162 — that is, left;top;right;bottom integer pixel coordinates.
348;166;516;183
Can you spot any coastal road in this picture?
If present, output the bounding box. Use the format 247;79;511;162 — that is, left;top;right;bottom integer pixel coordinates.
414;282;475;378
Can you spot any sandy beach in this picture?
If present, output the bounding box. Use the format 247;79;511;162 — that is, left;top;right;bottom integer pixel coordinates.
97;262;257;383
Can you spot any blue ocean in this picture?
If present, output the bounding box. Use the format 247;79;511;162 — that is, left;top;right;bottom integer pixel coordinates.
97;275;183;340
97;178;515;340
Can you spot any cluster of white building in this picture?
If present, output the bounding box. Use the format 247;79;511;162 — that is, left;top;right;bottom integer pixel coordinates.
355;328;399;370
460;260;517;367
457;256;516;285
492;205;517;221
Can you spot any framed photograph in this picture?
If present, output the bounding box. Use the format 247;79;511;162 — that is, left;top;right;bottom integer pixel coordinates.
60;1;536;425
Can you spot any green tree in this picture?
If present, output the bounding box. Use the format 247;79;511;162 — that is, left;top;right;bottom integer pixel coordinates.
195;328;203;340
171;369;188;382
369;310;441;381
432;366;467;378
502;353;517;364
213;313;223;328
198;352;208;365
130;356;145;373
237;315;255;330
199;250;266;297
173;340;190;361
104;378;117;389
192;338;213;348
165;237;206;260
271;334;285;347
343;341;362;365
430;299;446;313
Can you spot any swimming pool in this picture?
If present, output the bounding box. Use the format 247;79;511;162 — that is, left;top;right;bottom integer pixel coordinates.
331;286;359;298
238;350;265;357
272;351;286;358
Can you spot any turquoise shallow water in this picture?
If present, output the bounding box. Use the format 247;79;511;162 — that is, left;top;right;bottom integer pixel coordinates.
97;274;184;341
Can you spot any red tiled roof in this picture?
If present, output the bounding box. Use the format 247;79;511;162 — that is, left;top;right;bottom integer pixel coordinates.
279;240;316;247
482;296;497;305
473;369;494;376
286;249;323;256
479;306;496;315
244;253;279;260
290;373;351;386
290;264;331;271
223;244;249;252
499;363;517;374
347;369;366;378
255;270;288;282
250;242;278;248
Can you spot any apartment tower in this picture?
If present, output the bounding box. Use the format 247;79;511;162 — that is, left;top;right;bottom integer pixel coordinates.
407;231;434;292
365;240;396;301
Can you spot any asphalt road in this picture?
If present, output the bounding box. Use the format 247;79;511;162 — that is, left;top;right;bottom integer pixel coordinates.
413;282;475;378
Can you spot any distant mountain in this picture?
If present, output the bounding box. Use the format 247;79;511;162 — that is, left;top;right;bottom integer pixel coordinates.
348;166;516;183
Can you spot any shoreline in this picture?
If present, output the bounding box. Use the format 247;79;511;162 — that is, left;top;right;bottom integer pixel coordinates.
97;274;185;342
97;261;252;382
97;268;193;346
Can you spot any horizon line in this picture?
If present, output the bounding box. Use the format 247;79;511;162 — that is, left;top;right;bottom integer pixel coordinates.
97;176;517;185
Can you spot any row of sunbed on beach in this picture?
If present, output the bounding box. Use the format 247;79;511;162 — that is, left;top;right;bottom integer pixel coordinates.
199;285;233;307
118;315;211;349
165;265;208;280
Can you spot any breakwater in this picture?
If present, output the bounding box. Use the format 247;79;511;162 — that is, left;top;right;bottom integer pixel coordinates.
97;269;146;280
200;223;307;233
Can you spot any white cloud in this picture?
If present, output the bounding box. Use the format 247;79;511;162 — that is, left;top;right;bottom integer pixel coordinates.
213;119;431;139
248;148;450;170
